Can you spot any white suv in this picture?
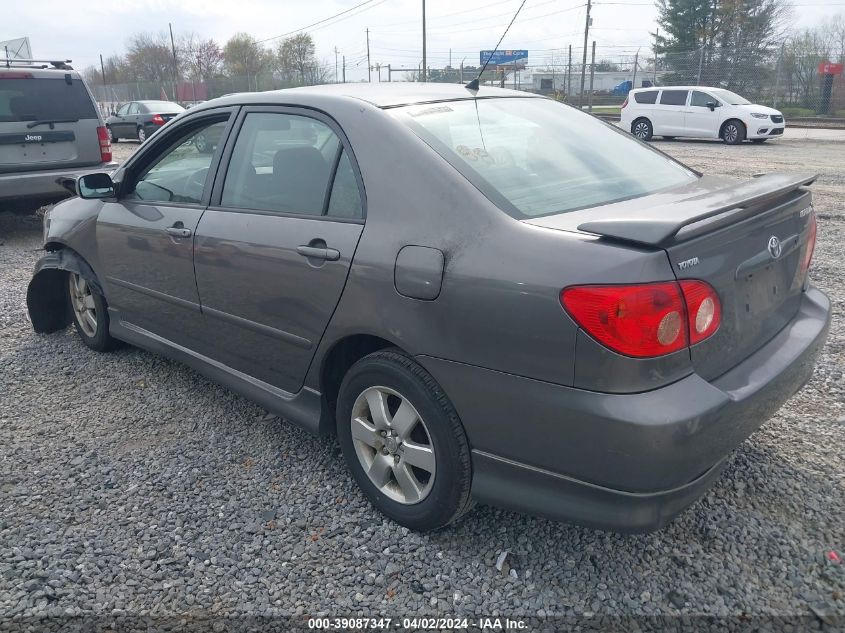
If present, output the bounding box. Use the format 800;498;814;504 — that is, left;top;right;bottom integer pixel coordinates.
620;86;785;145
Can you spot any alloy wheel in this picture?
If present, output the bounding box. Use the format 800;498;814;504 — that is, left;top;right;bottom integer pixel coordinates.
68;273;97;337
633;121;650;139
350;386;436;505
724;124;739;143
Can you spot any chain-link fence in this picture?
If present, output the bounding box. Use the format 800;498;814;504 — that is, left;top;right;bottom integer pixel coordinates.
88;49;845;119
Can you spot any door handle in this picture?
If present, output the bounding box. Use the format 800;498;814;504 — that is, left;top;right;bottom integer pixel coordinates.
165;225;192;238
296;245;340;261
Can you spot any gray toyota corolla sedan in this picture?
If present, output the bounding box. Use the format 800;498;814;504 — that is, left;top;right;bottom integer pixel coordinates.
26;84;830;532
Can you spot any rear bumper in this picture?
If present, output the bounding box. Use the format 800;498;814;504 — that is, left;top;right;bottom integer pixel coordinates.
0;161;118;203
417;287;830;532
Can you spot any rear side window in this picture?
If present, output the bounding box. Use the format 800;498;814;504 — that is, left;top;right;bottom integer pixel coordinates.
327;150;363;219
659;90;688;106
0;78;97;122
634;91;658;104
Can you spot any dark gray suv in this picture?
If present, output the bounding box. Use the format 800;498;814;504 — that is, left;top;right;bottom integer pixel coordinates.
26;84;830;532
0;59;116;212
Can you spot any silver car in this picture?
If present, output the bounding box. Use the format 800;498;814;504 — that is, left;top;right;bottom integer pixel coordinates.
0;59;117;212
26;84;829;532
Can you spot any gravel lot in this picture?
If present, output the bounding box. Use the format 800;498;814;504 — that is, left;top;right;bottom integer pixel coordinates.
1;134;843;629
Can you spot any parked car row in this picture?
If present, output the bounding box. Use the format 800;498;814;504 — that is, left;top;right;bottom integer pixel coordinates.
105;100;184;143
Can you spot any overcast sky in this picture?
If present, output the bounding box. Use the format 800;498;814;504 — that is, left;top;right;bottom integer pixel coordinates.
4;0;841;81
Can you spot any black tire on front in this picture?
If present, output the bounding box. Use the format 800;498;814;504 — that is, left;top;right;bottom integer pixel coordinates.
721;120;746;145
67;272;119;353
336;349;474;531
137;126;146;142
108;127;118;143
631;118;653;141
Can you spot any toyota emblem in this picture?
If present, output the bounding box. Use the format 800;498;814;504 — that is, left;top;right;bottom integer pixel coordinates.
767;235;782;259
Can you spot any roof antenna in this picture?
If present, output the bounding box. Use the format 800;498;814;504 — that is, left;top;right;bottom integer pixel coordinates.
466;0;528;92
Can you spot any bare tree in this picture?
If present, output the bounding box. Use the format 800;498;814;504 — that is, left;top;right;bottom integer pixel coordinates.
125;33;175;84
275;34;330;86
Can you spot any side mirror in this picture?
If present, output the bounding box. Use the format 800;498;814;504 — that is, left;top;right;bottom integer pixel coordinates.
77;172;115;199
706;101;717;111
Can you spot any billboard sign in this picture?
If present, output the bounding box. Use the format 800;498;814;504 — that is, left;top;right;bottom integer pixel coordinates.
0;37;32;61
480;50;528;66
818;61;844;75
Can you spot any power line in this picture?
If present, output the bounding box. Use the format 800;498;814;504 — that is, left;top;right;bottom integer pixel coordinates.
257;0;389;43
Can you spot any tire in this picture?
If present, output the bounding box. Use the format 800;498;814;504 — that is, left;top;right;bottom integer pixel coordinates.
336;349;474;531
67;272;118;352
751;138;767;144
107;126;118;143
721;120;746;145
194;133;212;154
137;126;146;143
631;118;653;141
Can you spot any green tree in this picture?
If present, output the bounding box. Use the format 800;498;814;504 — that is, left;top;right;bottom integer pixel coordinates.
223;33;271;89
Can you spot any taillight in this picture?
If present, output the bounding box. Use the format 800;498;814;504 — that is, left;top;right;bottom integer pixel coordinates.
560;280;722;358
0;72;34;79
801;211;817;274
679;280;721;345
621;97;629;109
151;114;165;125
96;126;112;162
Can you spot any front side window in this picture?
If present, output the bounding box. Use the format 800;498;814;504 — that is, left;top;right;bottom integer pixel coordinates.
117;103;130;116
709;89;750;105
124;119;228;204
391;98;696;218
690;91;716;108
634;91;658;104
659;90;688;106
221;112;343;215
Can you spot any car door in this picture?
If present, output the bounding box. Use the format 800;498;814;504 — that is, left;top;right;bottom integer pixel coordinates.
96;108;237;347
126;102;142;138
653;89;688;136
112;103;131;137
193;107;366;393
684;90;722;138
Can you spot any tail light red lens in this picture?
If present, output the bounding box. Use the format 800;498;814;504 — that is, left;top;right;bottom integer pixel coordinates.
560;280;722;358
621;97;629;109
801;211;817;274
679;280;721;345
151;114;165;125
96;126;112;163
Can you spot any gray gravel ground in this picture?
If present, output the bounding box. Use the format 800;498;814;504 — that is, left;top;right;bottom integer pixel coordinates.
1;134;844;630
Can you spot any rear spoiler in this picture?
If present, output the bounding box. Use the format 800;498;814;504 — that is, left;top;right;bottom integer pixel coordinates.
577;172;817;247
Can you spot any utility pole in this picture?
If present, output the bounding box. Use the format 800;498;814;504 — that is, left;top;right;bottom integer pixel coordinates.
421;0;427;82
342;55;346;83
387;63;391;82
567;44;572;101
375;63;382;82
449;48;452;69
578;0;592;107
696;45;704;85
334;47;339;83
99;54;106;87
366;28;372;82
588;41;596;112
653;28;658;85
168;22;178;100
632;47;640;90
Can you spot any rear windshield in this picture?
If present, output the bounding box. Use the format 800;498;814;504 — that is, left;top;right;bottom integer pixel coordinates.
0;77;97;122
391;98;696;218
140;101;184;114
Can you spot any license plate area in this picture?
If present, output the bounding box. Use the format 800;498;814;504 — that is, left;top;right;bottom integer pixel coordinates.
740;264;787;318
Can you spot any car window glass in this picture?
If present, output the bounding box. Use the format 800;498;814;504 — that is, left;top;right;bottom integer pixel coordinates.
690;91;715;107
327;149;363;219
0;78;97;122
659;90;688;106
221;112;340;215
128;103;140;115
634;91;658;104
392;98;695;218
124;119;228;205
117;103;130;116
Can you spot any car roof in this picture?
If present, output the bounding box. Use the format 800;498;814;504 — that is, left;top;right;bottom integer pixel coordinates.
0;66;81;79
199;83;543;110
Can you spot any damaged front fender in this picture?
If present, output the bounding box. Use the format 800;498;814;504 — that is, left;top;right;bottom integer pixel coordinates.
27;249;102;334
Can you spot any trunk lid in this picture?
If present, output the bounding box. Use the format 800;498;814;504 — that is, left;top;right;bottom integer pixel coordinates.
0;75;102;174
526;172;817;380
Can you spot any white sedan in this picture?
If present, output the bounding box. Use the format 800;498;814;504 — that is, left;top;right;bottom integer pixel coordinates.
620;86;785;144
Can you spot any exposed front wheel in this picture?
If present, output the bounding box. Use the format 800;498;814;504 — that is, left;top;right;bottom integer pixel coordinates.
336;350;473;531
632;118;653;141
721;120;746;145
68;272;118;352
